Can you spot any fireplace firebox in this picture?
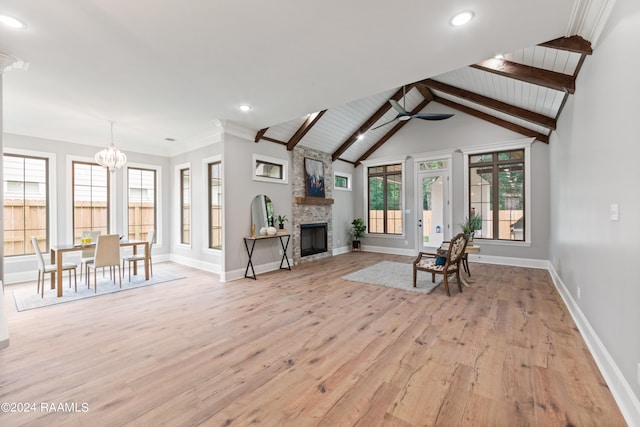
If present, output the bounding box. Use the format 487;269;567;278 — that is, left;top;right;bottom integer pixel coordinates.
300;223;327;257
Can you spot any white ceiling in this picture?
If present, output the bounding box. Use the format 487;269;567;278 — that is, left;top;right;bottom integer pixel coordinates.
0;0;610;156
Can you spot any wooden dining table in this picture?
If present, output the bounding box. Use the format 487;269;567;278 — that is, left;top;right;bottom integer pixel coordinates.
49;239;150;297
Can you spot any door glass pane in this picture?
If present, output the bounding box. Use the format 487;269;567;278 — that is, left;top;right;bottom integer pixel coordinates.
421;175;445;247
498;163;524;240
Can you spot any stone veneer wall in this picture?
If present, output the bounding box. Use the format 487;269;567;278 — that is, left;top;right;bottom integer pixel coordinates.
292;146;333;265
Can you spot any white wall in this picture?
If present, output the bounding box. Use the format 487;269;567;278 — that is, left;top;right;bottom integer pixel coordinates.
223;134;293;279
331;160;355;253
356;103;551;260
550;0;640;419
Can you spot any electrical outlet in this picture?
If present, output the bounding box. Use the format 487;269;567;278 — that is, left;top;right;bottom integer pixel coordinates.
279;249;283;255
337;239;340;245
577;286;581;300
404;240;408;245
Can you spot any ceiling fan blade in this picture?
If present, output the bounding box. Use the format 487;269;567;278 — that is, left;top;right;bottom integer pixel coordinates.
389;99;407;115
412;113;454;121
370;116;399;131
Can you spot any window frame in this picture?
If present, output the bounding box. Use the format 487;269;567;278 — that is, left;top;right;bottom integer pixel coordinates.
207;160;222;250
361;156;407;237
334;171;352;191
71;160;111;244
125;165;158;244
179;166;191;245
252;154;289;184
462;138;533;246
2;151;52;257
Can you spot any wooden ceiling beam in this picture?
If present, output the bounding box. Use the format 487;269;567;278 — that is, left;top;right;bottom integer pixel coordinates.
433;96;549;143
260;135;288;145
254;128;268;143
539;35;592;55
419;79;556;130
332;84;416;162
286;110;327;151
355;98;430;165
471;58;575;94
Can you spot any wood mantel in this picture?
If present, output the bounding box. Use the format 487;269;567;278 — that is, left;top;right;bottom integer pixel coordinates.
295;197;334;205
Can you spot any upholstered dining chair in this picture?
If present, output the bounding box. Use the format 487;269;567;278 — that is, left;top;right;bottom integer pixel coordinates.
79;230;101;281
87;234;121;292
121;230;154;281
31;236;78;297
412;233;468;296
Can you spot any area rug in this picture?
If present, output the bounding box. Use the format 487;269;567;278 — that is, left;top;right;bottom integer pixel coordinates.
342;261;444;294
12;265;185;312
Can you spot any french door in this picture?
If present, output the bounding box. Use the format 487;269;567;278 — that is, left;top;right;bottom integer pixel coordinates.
417;167;450;252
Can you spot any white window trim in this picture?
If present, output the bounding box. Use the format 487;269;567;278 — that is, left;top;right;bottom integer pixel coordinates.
122;162;163;250
413;152;453;250
174;162;192;248
361;155;408;237
66;155;116;246
4;148;57;263
202;155;222;253
252;153;289;184
461;137;534;246
334;171;352;191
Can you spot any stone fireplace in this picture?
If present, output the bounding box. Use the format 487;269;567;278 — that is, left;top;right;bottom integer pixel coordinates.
292;146;333;265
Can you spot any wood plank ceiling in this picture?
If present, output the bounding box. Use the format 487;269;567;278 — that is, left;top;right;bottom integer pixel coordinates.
255;36;592;165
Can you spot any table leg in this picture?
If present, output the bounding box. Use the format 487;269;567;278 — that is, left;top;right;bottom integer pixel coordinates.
132;245;138;276
279;235;291;270
144;242;150;280
56;249;63;297
244;239;257;279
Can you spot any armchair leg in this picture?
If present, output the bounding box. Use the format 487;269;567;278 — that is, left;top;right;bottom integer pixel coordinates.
413;267;417;287
456;271;463;293
443;275;451;297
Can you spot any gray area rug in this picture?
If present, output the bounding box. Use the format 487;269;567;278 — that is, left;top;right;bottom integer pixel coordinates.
342;261;443;294
13;265;185;311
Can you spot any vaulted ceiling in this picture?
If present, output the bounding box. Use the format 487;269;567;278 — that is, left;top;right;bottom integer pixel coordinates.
255;35;593;165
0;1;614;156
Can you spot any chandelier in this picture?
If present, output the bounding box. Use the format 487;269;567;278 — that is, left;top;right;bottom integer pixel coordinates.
95;121;127;172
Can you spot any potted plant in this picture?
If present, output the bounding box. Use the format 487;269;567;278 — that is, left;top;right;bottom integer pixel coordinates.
276;214;288;230
351;218;366;251
460;213;482;242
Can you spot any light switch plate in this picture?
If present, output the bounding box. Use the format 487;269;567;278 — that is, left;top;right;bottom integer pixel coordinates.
610;203;619;221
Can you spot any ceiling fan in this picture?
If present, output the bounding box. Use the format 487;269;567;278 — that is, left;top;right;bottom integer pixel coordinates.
371;86;454;131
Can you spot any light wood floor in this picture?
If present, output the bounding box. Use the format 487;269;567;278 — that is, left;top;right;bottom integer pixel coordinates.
0;254;626;426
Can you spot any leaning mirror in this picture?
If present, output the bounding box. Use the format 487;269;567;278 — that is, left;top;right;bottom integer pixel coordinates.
250;194;274;234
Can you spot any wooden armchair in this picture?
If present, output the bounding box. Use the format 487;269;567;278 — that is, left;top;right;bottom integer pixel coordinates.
412;233;468;296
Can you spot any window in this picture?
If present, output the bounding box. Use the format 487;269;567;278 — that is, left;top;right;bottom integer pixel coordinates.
368;164;403;235
180;167;190;244
73;161;109;244
469;149;525;241
252;154;289;184
208;162;222;249
3;154;48;256
334;171;352;191
127;167;156;242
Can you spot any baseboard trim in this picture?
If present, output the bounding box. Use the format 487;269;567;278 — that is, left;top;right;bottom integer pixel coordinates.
361;244;414;257
224;261;283;282
467;253;549;270
548;263;640;427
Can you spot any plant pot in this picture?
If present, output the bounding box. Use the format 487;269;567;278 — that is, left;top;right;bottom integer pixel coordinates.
279;224;284;229
352;240;361;251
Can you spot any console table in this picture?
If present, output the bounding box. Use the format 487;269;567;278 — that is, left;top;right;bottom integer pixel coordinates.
243;233;291;279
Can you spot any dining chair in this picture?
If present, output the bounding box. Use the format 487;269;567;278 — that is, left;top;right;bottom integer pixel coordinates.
31;236;78;297
122;230;154;281
87;234;121;292
412;233;468;296
79;230;101;281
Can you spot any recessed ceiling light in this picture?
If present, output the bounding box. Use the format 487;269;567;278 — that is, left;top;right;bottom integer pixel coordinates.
239;105;252;112
450;11;474;27
0;14;26;29
357;134;365;141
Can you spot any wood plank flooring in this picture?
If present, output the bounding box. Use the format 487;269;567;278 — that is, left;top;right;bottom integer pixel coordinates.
0;254;626;426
